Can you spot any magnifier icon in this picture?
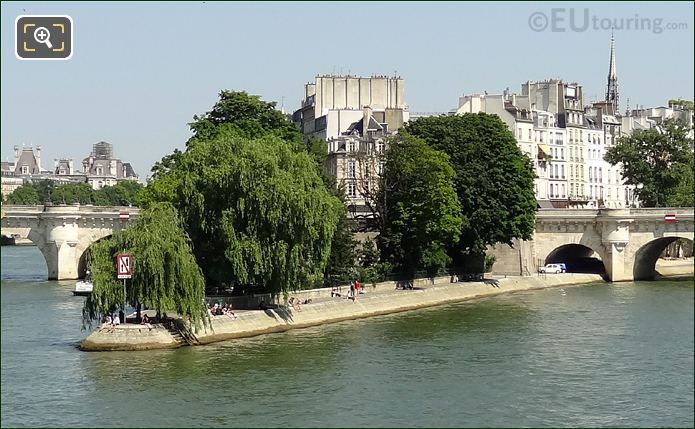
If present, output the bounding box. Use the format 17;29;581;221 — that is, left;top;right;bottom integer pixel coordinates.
33;27;53;49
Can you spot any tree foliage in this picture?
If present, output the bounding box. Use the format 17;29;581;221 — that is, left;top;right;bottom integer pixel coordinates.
323;185;358;287
83;203;208;330
604;118;694;207
404;113;537;261
668;99;694;111
377;134;463;276
4;182;40;204
145;90;350;293
667;156;694;207
188;90;302;146
5;180;143;206
141;127;342;294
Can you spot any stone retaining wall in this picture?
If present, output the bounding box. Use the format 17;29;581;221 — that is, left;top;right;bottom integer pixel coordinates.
81;273;606;351
80;323;179;351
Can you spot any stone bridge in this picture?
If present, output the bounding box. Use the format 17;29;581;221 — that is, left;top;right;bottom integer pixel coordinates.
491;208;694;281
1;205;138;279
1;205;693;282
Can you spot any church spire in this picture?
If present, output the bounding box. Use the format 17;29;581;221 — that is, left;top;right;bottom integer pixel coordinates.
606;32;619;114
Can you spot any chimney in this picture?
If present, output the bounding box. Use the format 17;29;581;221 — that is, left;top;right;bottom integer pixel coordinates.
36;146;42;172
14;146;19;163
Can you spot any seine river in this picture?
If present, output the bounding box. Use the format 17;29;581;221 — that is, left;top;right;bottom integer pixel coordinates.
1;245;693;427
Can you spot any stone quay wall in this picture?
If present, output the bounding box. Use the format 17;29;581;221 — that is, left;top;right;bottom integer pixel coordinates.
81;273;609;351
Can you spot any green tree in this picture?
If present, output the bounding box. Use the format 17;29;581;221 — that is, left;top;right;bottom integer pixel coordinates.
93;180;143;206
33;179;56;203
377;134;463;277
5;183;40;204
668;99;694;111
141;127;342;294
323;186;358;287
358;237;379;268
51;183;94;204
666;155;694;207
189;90;302;145
404;113;537;267
83;203;208;329
604;118;694;207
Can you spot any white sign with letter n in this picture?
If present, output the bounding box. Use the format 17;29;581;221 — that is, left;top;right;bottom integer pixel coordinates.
117;254;132;279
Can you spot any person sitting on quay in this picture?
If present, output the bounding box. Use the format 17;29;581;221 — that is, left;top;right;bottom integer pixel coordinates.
141;313;150;324
288;297;302;312
222;304;237;319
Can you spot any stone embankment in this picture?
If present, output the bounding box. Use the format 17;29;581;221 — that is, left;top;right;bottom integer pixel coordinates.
82;273;608;351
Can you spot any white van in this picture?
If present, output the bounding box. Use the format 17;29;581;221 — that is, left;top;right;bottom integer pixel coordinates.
539;263;563;274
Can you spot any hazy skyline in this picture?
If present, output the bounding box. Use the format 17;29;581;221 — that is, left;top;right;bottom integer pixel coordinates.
2;1;693;178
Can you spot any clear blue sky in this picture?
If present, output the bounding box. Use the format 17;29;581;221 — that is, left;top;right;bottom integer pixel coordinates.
2;1;693;178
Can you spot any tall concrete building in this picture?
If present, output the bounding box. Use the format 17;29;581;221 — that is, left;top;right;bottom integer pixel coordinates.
293;75;409;211
521;80;587;206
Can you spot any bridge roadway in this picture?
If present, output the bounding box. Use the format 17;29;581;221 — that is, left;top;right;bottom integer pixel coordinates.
1;205;693;282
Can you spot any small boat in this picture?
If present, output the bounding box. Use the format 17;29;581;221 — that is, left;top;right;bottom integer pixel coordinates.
74;277;93;296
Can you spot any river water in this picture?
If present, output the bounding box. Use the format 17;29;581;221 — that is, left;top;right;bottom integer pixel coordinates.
1;245;693;427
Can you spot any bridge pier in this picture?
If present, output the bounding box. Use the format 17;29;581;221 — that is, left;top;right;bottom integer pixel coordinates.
601;214;633;282
1;205;138;280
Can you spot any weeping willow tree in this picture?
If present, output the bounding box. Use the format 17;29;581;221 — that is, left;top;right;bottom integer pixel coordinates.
140;127;343;295
82;203;208;330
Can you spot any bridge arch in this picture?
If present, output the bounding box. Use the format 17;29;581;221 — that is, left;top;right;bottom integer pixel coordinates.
633;236;694;281
75;234;115;279
545;243;607;275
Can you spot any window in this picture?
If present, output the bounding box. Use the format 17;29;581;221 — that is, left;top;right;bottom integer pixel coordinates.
528;130;532;140
349;140;356;152
96;166;103;175
589;168;592;181
348;161;356;179
21;165;29;174
570;165;574;178
599;167;603;182
518;128;522;139
561;184;566;198
560;148;564;159
561;165;565;179
377;140;385;153
347;182;356;198
378;161;384;176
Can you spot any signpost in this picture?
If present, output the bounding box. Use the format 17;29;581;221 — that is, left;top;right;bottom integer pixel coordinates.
664;213;677;223
117;254;132;323
119;211;130;221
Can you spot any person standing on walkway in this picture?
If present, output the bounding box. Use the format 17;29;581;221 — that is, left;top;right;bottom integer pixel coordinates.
350;280;356;301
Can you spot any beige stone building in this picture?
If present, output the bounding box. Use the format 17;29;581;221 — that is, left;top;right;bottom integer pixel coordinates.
293;75;409;212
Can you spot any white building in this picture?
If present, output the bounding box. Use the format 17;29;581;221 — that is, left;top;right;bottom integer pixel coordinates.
293;75;409;210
